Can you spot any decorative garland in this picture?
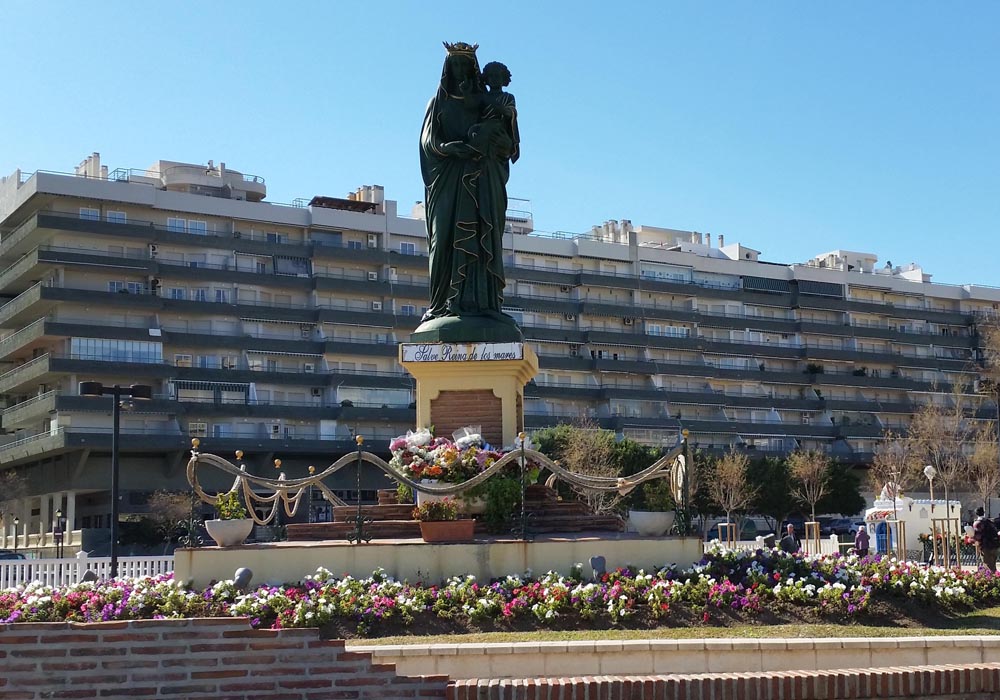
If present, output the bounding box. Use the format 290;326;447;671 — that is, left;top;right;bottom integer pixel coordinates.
186;436;688;526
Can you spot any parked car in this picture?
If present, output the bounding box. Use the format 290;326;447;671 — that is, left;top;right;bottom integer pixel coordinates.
0;549;26;560
704;517;774;541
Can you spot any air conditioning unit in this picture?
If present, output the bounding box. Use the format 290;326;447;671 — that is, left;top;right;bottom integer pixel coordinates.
311;387;322;397
564;313;576;321
559;286;571;293
372;301;383;311
233;231;242;239
149;244;158;258
367;234;378;248
300;326;312;339
367;271;379;281
303;363;315;373
623;317;635;326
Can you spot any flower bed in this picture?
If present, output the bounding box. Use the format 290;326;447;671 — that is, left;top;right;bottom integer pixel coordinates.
4;545;1000;635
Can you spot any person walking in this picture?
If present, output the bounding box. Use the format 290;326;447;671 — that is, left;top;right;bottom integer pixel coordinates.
854;525;870;557
972;507;1000;573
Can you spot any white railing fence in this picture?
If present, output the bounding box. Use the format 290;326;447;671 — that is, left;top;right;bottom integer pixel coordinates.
0;553;174;589
703;534;843;556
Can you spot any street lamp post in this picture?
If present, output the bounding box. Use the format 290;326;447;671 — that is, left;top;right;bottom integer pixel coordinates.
924;465;937;511
12;516;18;553
53;508;65;559
78;382;152;578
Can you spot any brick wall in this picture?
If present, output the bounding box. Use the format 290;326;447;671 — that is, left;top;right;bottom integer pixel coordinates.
0;618;448;700
448;664;1000;700
431;389;502;446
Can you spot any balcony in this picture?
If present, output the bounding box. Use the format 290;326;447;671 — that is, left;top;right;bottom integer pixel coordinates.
0;354;56;395
0;390;58;429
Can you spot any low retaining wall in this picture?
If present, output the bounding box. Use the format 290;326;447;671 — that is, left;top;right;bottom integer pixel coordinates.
448;663;1000;700
351;636;1000;679
174;534;704;588
0;618;447;700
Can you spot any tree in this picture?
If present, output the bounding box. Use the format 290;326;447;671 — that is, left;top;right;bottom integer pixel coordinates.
533;422;621;515
968;422;1000;514
788;449;830;522
815;464;866;517
870;430;920;501
908;391;981;515
0;469;28;526
748;457;792;532
144;491;192;553
706;449;757;533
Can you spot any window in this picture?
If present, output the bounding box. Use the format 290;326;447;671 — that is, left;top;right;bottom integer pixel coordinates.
126;282;143;295
106;210;127;224
400;304;416;316
168;288;186;300
79;207;100;221
266;232;284;244
175;354;192;367
70;337;163;363
221;355;238;370
167;217;186;232
266;359;277;372
400;242;416;255
188;220;208;235
211;424;230;438
196;355;216;368
215;289;229;303
255;260;267;274
192;288;208;302
188;422;207;438
347;240;363;250
108;281;125;293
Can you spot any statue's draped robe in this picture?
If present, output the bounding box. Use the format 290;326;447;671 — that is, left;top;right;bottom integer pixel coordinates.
420;87;511;320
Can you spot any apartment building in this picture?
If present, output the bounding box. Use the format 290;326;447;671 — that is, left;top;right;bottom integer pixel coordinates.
0;152;996;539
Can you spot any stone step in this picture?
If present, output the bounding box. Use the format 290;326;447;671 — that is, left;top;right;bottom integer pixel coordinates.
332;504;415;521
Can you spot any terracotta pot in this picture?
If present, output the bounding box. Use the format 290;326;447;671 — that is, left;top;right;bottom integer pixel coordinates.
205;518;254;547
418;519;475;543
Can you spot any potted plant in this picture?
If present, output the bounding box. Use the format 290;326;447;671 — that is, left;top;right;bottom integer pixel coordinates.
204;491;254;547
627;478;676;536
412;498;474;543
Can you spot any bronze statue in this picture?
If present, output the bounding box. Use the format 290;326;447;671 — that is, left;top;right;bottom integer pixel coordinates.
413;42;522;343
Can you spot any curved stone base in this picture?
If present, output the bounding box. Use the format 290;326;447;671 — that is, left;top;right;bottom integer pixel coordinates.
411;314;523;343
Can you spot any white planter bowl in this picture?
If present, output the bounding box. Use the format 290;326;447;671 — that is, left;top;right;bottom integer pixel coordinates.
628;510;675;537
205;518;254;547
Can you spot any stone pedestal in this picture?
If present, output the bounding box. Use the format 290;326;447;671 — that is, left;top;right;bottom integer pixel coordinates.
399;342;538;447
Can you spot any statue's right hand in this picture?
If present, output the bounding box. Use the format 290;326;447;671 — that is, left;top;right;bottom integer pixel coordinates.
439;141;475;158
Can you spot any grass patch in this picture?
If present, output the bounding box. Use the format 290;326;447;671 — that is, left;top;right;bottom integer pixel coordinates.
348;607;1000;646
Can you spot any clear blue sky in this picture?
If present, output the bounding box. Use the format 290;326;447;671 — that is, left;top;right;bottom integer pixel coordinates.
2;2;997;285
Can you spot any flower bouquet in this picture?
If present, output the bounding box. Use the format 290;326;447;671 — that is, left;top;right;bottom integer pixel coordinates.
388;427;505;513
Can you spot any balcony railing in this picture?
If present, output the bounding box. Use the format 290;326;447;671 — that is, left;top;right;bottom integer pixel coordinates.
1;389;59;419
0;317;47;357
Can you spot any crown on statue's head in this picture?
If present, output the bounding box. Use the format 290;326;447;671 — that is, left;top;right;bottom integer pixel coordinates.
443;41;479;58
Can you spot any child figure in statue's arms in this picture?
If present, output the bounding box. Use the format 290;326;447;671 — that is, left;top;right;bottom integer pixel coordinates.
466;61;519;163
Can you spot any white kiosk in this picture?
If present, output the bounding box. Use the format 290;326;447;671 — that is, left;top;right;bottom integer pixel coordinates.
864;488;962;562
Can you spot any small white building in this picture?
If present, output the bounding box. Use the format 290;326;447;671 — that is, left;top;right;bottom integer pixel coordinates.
864;497;962;553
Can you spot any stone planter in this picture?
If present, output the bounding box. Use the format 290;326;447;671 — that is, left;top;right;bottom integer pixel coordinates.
415;479;449;508
205;518;254;547
415;481;484;513
628;510;675;537
418;519;475;543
